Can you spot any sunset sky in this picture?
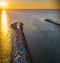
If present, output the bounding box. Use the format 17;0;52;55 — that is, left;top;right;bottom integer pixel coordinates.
0;0;60;9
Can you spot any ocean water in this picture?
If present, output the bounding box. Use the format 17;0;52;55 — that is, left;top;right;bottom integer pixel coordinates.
0;9;60;63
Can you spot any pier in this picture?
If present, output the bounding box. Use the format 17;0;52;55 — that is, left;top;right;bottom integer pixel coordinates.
11;22;32;63
44;19;60;26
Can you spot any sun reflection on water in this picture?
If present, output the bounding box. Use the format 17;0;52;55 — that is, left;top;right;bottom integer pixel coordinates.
0;10;12;63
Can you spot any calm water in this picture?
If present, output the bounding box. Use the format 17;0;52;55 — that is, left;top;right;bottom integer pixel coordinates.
0;9;60;63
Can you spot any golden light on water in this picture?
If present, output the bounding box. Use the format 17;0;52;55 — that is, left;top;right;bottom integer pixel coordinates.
0;10;12;63
1;10;8;30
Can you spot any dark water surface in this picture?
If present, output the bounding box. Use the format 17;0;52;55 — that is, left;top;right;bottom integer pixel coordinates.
0;9;60;63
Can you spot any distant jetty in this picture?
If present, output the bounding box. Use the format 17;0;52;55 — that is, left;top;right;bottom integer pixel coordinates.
11;22;32;63
44;19;60;26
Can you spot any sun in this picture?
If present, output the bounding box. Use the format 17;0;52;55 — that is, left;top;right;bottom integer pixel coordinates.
0;1;7;8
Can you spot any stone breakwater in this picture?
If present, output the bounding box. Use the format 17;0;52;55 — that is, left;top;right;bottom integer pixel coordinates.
11;22;32;63
44;19;60;26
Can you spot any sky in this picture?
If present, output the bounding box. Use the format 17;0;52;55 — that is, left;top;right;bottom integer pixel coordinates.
0;0;60;9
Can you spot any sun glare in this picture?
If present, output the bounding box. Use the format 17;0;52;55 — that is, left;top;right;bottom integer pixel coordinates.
0;1;7;8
